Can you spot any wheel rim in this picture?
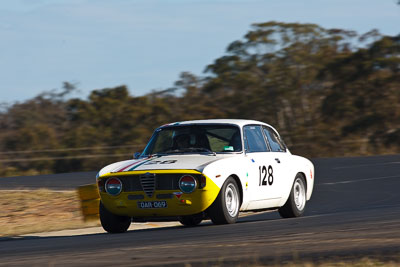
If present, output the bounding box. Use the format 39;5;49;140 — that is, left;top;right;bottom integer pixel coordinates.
293;178;306;211
225;183;239;217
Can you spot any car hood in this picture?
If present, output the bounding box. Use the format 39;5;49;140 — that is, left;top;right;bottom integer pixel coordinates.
99;154;228;176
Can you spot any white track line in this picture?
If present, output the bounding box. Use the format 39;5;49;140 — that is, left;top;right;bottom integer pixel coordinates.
320;175;400;185
333;162;400;169
19;222;182;237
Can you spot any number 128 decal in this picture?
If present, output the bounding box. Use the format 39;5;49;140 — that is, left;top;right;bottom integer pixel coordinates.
259;165;273;186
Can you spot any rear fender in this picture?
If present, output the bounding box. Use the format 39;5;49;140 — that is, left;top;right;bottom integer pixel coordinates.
278;156;314;206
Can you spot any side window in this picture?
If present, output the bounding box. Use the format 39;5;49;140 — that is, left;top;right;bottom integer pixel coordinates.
243;125;269;153
263;127;286;152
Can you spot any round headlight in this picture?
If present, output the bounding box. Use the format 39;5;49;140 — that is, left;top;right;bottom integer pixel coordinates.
179;175;197;193
105;177;122;196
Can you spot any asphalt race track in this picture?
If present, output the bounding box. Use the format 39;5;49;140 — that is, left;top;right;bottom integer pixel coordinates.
1;154;400;266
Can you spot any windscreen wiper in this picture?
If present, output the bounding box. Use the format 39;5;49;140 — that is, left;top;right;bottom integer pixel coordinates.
162;148;216;156
182;147;216;156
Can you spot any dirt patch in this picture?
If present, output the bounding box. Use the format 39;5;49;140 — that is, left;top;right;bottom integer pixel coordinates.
0;189;99;236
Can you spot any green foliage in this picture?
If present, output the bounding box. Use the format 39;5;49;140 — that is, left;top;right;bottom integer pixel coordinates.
320;34;400;154
0;22;399;176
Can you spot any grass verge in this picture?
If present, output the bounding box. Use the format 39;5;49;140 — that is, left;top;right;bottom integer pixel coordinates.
0;189;100;236
261;257;400;267
184;256;400;267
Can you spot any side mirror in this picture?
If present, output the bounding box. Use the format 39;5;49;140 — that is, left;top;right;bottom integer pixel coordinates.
133;152;141;159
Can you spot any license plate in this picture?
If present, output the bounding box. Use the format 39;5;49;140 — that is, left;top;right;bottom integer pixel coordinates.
137;201;167;209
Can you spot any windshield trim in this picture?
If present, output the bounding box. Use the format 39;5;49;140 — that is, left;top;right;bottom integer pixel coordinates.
141;123;243;157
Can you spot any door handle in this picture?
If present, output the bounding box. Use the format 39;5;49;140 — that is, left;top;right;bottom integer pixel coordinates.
275;158;280;163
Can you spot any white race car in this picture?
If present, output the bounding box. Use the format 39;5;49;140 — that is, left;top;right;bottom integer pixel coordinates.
96;119;314;233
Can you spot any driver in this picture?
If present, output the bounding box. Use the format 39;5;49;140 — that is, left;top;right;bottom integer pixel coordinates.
174;134;190;149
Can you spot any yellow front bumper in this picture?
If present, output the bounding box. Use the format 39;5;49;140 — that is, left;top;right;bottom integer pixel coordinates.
99;170;220;217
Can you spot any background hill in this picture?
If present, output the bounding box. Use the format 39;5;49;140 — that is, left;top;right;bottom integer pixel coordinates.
1;22;399;176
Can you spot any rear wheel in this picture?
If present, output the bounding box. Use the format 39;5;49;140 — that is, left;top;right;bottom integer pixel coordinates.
279;174;306;218
99;202;131;233
207;177;240;225
178;213;204;226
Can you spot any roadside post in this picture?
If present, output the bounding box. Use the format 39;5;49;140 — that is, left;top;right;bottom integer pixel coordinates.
77;184;100;221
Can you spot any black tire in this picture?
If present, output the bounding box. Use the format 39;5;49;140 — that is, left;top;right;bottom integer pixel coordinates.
278;173;307;218
178;213;204;227
99;202;131;233
207;177;240;225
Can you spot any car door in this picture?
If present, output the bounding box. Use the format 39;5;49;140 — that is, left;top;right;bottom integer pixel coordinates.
262;126;290;199
243;125;282;210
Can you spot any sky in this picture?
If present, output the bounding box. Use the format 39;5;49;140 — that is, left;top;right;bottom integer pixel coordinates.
1;0;399;104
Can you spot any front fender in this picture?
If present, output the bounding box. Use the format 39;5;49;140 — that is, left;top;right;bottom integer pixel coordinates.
202;155;249;207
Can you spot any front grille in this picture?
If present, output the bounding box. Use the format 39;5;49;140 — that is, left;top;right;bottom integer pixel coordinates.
127;194;144;200
140;172;156;198
156;193;173;199
118;173;202;195
155;174;180;190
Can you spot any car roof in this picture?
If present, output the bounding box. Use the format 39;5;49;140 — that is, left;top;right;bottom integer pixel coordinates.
164;119;273;129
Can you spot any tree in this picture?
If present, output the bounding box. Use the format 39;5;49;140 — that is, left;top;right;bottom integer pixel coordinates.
320;34;400;154
202;22;359;154
1;22;399;176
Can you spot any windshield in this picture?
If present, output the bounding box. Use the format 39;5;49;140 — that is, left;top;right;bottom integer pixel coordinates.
142;124;242;156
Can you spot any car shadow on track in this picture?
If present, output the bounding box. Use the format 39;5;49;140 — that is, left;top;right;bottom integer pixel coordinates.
1;211;282;243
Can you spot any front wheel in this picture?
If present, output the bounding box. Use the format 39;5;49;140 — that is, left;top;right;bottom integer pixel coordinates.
100;202;131;233
279;174;307;218
207;177;240;225
178;213;204;227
